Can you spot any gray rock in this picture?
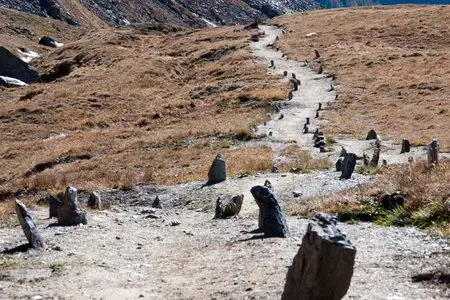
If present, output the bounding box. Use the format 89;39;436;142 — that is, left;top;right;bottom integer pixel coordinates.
366;129;377;140
0;76;28;87
317;64;323;74
282;213;356;300
400;138;410;153
283;71;288;76
335;158;342;172
207;154;226;185
340;153;357;179
264;180;273;191
317;102;322;111
39;36;58;48
427;139;438;166
370;138;381;167
339;147;347;157
0;46;40;83
87;191;101;209
288;90;293;100
290;79;298;91
57;186;87;226
250;185;289;238
15;200;45;249
314;49;320;59
152;196;163;209
213;194;244;219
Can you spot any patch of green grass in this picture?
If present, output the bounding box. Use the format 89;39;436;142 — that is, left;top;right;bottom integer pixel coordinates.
325;136;336;145
356;165;382;175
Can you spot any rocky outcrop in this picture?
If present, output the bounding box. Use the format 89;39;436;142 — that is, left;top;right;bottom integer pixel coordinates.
282;213;356;300
0;46;40;84
213;194;244;219
15;200;45;249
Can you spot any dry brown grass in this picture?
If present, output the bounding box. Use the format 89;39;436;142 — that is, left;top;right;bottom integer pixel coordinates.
285;159;450;235
272;5;450;150
278;144;331;172
0;17;287;204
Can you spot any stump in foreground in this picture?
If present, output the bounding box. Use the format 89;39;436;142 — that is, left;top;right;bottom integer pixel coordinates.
15;200;45;249
281;213;356;300
340;153;356;179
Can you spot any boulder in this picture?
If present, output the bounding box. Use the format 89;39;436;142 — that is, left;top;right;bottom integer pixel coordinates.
340;153;356;179
87;191;101;209
15;200;45;249
207;154;226;185
0;46;41;83
281;213;356;300
152;196;163;209
0;76;28;88
57;186;87;226
243;21;258;31
366;129;377;140
427;139;438;166
39;36;63;48
213;194;244;219
250;185;289;238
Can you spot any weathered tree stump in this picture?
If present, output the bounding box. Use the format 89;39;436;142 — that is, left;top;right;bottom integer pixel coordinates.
290;79;298;91
427;139;438;167
340;153;357;179
15;200;45;249
370;138;381;167
336;158;343;172
87;191;101;209
314;49;320;59
400;138;410;153
366;129;377;140
250;185;289;238
49;195;61;218
207;154;226;185
57;186;87;226
281;213;356;300
152;196;163;209
213;194;244;219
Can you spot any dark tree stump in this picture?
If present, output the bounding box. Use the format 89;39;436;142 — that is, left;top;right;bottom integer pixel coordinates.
281;213;356;300
400;138;410;153
87;191;101;209
370;139;381;167
207;153;226;185
336;158;343;172
427;139;438;167
366;129;377;140
250;185;289;238
213;194;244;219
15;200;45;249
340;153;357;179
49;195;61;218
57;186;87;226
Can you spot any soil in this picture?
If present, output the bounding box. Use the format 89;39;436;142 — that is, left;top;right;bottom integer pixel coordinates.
0;25;448;300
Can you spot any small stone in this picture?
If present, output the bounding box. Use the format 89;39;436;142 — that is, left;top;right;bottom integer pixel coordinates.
170;220;181;226
292;191;302;198
31;296;43;300
152;196;163;209
116;236;121;240
53;246;62;251
366;129;377;140
87;191;101;209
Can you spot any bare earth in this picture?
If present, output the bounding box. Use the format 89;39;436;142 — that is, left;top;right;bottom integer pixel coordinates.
0;25;449;300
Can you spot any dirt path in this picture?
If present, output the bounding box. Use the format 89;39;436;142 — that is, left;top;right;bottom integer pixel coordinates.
0;25;449;300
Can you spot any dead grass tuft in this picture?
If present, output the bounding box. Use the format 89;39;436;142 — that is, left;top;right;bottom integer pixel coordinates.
278;144;331;172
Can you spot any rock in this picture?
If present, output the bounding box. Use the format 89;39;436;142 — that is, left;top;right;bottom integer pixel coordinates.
328;83;334;92
370;138;381;167
303;126;308;134
378;192;405;210
320;145;327;153
279;114;284;120
288;91;293;100
306;117;310;125
152;196;163;209
382;159;387;166
339;147;347;157
340;153;357;179
170;220;181;226
400;138;410;153
207;154;226;185
0;76;28;87
283;71;288;76
0;46;41;83
15;200;45;249
264;179;273;191
213;194;244;219
57;186;87;226
250;34;259;42
315;111;319;118
49;195;61;218
292;191;302;198
292;73;296;79
335;158;342;172
290;79;298;91
317;64;323;74
272;164;279;173
427;139;438;167
244;21;258;30
366;129;377;140
87;191;101;209
317;103;322;111
39;36;63;48
281;213;356;300
250;185;289;238
363;153;369;166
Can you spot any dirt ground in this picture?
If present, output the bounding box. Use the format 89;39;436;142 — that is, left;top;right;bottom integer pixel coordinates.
1;25;449;300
